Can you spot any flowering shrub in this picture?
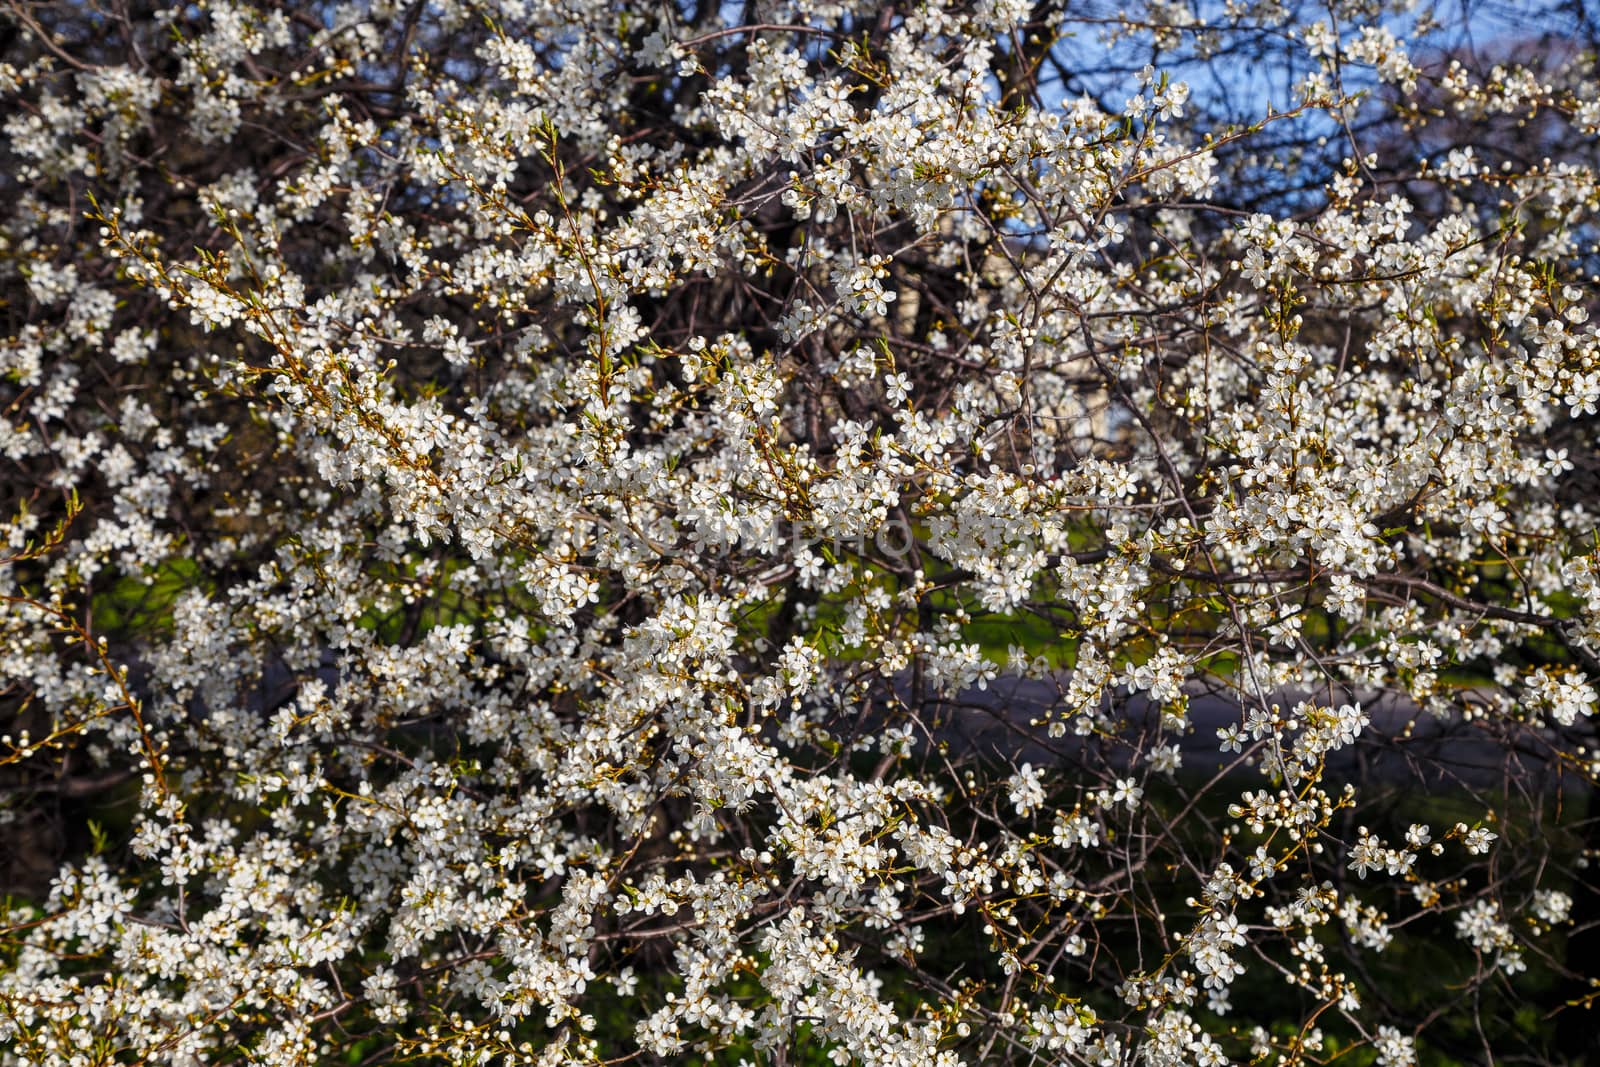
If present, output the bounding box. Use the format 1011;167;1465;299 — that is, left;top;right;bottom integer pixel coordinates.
2;1;1599;1065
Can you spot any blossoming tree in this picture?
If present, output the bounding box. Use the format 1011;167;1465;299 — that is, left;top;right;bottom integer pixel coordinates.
2;1;1598;1065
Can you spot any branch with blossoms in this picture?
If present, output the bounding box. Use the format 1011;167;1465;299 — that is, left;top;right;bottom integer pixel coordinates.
2;2;1600;1067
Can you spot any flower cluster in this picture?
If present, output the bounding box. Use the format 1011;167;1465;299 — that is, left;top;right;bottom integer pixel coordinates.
1;1;1598;1066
